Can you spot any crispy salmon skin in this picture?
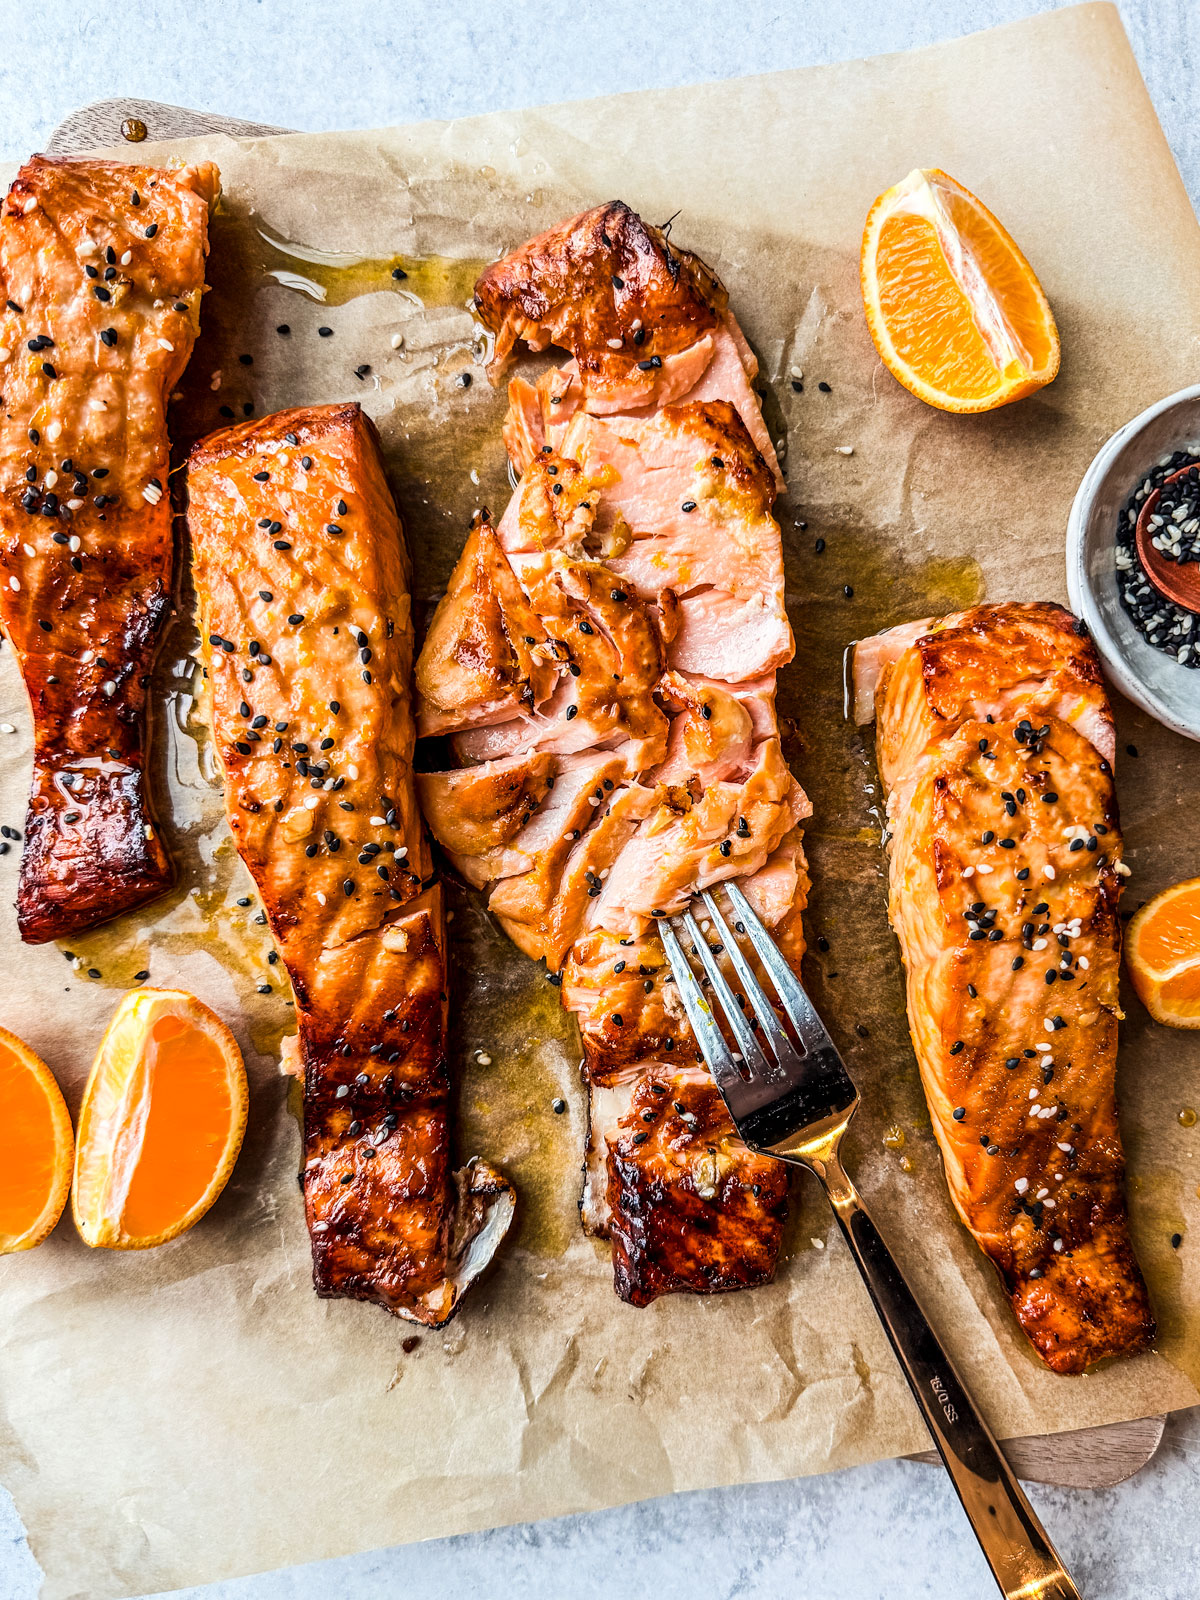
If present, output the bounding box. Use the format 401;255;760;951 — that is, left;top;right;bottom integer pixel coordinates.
186;402;513;1326
415;203;809;1304
0;155;216;942
854;601;1153;1373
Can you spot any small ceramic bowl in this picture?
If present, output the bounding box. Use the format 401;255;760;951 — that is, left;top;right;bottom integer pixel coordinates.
1067;383;1200;743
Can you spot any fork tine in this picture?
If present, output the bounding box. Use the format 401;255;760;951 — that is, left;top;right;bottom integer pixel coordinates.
720;881;833;1054
687;902;800;1071
678;910;778;1077
657;916;743;1096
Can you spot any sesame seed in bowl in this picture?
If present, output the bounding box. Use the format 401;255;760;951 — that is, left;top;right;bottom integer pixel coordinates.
1067;382;1200;742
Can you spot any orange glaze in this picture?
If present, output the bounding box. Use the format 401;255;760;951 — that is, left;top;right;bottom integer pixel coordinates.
0;156;216;941
859;601;1153;1373
186;403;513;1324
415;204;810;1305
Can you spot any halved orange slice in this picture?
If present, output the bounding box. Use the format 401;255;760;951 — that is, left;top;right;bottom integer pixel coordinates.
73;988;248;1249
861;167;1060;413
0;1026;72;1254
1126;876;1200;1030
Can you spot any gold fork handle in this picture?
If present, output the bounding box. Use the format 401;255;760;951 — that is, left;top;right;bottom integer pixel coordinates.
799;1142;1082;1600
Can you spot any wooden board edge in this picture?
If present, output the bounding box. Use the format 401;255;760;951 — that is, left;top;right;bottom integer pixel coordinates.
905;1410;1167;1488
44;97;289;157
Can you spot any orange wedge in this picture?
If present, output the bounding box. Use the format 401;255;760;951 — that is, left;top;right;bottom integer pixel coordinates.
0;1026;72;1254
1126;877;1200;1030
860;167;1060;413
72;988;247;1249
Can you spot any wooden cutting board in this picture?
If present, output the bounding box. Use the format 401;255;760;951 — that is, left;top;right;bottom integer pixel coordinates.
40;93;1170;1493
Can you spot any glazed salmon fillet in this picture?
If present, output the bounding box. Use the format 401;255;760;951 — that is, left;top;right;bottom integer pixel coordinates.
187;403;513;1325
414;203;810;1305
853;601;1153;1372
0;155;216;942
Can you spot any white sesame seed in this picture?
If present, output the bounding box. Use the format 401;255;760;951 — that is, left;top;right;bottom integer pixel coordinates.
316;890;326;905
21;543;34;558
1043;864;1056;880
101;680;115;696
975;863;993;875
120;250;131;266
476;1052;492;1066
1053;1238;1064;1251
834;445;854;455
8;576;18;592
158;339;174;352
1043;1197;1056;1207
790;364;804;379
1030;1103;1042;1115
962;866;974;878
142;482;163;505
1044;1019;1056;1033
1077;955;1089;970
46;421;61;440
369;815;386;826
144;824;154;839
0;724;14;733
210;370;222;391
606;337;623;349
1114;861;1131;877
395;846;407;859
811;1237;825;1250
390;331;405;349
69;536;81;552
1032;937;1048;950
66;499;83;511
348;764;359;779
0;348;10;362
1056;1142;1072;1152
1029;1087;1039;1100
312;1221;329;1233
304;796;319;810
22;196;36;214
43;469;57;488
1014;1176;1028;1194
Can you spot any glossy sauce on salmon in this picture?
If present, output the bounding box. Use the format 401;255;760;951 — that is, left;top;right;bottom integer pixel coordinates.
186;403;512;1325
854;601;1153;1372
0;156;216;942
414;204;810;1304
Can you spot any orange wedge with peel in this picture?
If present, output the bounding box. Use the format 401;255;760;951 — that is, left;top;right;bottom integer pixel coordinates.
0;1026;73;1254
860;167;1060;413
1126;877;1200;1030
73;988;248;1249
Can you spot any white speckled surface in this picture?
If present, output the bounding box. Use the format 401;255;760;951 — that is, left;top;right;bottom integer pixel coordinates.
1;3;1199;1597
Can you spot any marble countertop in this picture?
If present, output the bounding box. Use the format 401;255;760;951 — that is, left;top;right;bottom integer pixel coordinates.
3;2;1200;1596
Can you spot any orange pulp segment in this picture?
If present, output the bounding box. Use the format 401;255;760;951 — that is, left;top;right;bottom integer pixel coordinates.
0;1025;72;1253
1126;876;1200;1030
72;988;248;1248
860;167;1060;413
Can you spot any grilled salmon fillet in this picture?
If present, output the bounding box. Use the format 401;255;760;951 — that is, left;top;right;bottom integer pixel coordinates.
853;601;1153;1373
414;203;810;1305
186;402;513;1325
0;155;217;941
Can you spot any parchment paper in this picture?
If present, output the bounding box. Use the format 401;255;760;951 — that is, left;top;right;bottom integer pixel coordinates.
4;6;1200;1596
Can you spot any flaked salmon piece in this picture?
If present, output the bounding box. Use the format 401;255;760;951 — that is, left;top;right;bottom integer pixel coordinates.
186;402;513;1326
414;514;555;737
0;155;216;942
475;200;726;403
581;1065;789;1302
534;319;783;493
862;600;1152;1373
417;205;810;1304
415;752;555;860
592;738;809;934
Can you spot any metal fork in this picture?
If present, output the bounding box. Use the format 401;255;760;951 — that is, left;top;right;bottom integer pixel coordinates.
660;881;1082;1600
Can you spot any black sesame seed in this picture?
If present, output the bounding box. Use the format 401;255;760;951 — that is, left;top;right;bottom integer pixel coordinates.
318;326;333;337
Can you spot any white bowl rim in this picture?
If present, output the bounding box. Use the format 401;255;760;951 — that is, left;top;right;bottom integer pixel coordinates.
1066;382;1200;743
